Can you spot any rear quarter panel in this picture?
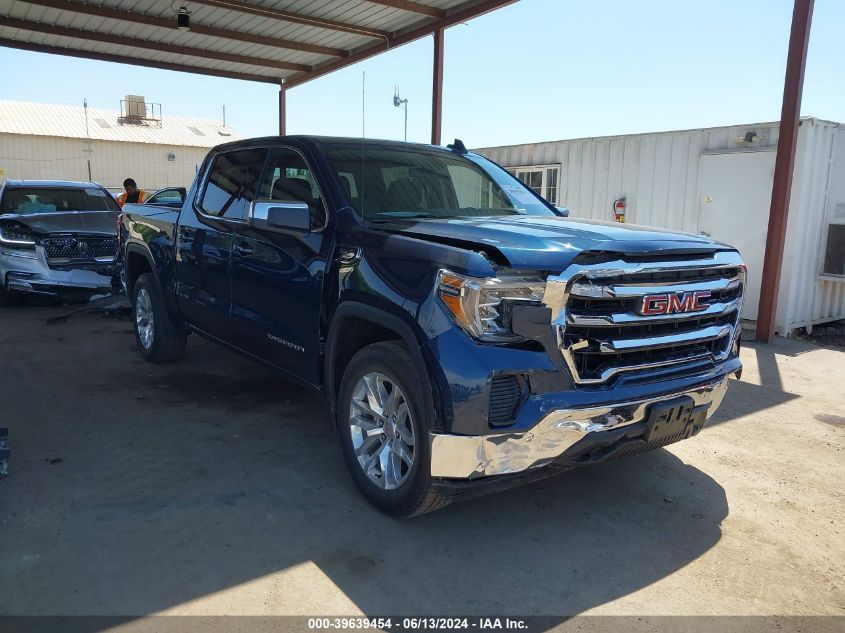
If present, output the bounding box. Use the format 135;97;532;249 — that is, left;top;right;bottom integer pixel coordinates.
120;203;181;319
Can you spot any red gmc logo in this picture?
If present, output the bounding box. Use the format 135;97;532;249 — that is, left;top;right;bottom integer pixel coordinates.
639;291;712;316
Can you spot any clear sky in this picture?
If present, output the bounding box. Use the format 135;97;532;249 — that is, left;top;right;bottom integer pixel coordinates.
0;0;842;148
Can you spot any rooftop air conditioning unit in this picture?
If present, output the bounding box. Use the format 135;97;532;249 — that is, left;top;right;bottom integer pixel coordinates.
125;95;146;119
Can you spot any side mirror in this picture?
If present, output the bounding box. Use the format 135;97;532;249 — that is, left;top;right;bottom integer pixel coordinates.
249;200;311;234
555;206;570;217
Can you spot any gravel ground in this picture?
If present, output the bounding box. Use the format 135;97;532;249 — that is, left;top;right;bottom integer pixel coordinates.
0;304;842;623
794;320;845;348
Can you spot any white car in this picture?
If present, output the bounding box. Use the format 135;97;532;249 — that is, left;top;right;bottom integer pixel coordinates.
0;180;120;304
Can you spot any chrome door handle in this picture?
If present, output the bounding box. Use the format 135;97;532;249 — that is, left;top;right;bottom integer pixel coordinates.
235;243;254;256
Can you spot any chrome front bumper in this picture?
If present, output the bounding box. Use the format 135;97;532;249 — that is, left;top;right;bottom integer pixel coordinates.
429;377;730;479
1;247;115;295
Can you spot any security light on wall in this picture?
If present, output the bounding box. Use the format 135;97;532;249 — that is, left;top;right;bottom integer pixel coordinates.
735;131;764;144
176;7;190;32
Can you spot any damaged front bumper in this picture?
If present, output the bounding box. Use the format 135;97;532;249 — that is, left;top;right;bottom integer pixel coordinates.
429;376;730;480
1;246;117;296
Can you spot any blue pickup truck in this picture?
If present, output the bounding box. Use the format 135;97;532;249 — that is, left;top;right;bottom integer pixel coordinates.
118;136;745;517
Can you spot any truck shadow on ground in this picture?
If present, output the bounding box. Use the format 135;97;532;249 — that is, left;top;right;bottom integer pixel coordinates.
1;309;730;624
704;341;800;429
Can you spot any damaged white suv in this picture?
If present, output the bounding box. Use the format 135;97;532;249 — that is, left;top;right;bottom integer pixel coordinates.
0;180;120;304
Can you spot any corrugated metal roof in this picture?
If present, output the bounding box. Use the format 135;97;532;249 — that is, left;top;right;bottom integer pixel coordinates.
0;100;243;147
0;0;516;86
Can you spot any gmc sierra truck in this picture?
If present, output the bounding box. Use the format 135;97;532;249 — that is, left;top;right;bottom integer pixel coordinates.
118;136;745;517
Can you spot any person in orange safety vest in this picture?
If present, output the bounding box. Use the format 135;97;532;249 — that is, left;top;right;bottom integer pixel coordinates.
116;178;149;208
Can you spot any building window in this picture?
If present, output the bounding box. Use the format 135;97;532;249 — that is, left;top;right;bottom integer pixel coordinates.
510;165;560;206
822;223;844;277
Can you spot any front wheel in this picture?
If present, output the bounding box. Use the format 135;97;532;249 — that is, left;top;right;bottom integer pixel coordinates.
132;273;186;363
337;341;448;517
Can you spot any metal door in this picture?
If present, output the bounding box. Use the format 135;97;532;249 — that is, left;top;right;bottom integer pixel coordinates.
698;150;775;320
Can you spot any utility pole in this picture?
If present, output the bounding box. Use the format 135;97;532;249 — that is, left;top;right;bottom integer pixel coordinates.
393;86;408;142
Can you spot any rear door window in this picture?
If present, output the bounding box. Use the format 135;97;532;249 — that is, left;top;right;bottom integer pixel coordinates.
257;147;326;228
199;148;267;220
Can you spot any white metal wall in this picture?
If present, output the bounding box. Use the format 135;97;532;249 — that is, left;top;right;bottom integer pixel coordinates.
780;121;845;332
0;133;207;192
477;119;845;335
478;122;782;231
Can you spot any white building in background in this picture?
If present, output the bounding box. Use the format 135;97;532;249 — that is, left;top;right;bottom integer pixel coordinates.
476;118;845;336
0;99;242;192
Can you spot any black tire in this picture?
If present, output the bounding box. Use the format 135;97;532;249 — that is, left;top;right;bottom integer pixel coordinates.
132;273;186;363
337;341;449;518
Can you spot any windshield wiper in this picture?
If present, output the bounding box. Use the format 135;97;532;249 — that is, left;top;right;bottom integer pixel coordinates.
367;212;448;222
459;207;523;216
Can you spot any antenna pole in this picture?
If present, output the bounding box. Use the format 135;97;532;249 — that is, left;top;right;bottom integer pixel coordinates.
361;71;366;213
83;98;92;181
278;80;286;136
393;86;408;142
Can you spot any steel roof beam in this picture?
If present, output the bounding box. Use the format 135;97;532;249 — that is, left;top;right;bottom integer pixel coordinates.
364;1;444;18
0;36;281;83
187;0;391;39
285;0;518;88
1;0;519;90
0;15;309;73
16;0;349;58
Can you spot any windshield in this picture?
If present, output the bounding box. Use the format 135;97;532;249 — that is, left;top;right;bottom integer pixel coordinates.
324;145;557;221
0;187;120;215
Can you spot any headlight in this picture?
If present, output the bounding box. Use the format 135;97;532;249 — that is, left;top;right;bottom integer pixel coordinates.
0;225;36;249
437;269;546;342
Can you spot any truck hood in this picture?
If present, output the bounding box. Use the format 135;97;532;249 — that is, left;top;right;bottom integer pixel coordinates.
374;215;723;270
0;210;118;236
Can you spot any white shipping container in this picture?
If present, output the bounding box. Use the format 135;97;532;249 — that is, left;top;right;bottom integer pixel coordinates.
476;118;845;335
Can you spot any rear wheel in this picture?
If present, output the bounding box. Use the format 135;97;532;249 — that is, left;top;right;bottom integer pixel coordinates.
337;341;448;517
132;273;186;363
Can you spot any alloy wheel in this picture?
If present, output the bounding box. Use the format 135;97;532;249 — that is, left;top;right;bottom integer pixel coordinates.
135;288;155;350
348;372;416;490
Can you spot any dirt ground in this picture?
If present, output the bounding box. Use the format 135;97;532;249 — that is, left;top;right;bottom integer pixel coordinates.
0;304;843;621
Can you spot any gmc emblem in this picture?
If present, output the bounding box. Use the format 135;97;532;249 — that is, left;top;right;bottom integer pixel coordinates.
639;290;711;316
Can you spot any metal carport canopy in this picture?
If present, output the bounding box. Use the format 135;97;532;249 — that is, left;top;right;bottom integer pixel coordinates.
0;0;517;142
0;0;815;344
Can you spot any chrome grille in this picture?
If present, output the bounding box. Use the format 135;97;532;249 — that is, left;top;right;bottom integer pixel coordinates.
543;251;745;385
41;236;119;263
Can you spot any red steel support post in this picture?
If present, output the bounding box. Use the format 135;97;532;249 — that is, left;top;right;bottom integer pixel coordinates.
755;0;814;342
431;26;444;146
